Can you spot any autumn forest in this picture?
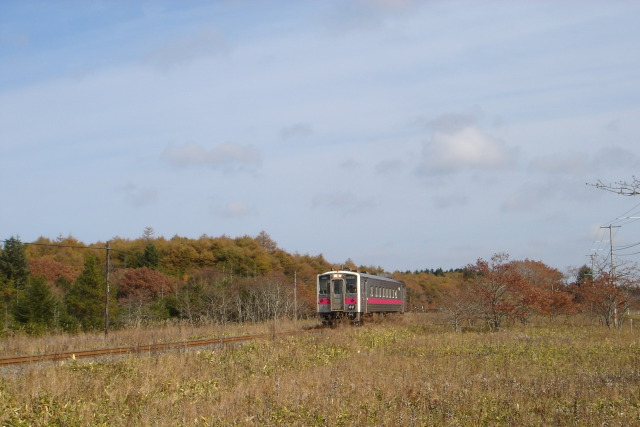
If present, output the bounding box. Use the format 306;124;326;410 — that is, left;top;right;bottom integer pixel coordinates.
0;228;637;335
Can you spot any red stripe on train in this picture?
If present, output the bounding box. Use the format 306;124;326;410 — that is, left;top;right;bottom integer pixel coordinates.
367;298;403;305
318;298;330;305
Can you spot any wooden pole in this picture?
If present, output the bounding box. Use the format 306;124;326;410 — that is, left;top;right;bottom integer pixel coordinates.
105;241;111;337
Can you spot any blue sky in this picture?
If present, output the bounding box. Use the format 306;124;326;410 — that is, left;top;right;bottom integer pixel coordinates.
2;0;640;274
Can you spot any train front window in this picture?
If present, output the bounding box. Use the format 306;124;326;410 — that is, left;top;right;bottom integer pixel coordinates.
318;275;330;294
345;274;357;294
331;279;343;296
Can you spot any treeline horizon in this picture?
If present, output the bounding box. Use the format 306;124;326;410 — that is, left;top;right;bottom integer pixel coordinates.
0;229;637;335
18;231;468;277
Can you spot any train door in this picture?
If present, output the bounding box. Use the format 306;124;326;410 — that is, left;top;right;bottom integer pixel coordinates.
330;277;345;311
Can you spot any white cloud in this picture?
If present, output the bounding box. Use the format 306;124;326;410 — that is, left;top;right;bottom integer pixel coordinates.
162;142;261;172
364;0;417;10
217;201;255;218
279;123;313;140
419;126;518;174
121;183;158;207
529;152;589;175
339;159;361;170
592;147;640;172
502;175;597;213
604;119;620;132
144;26;230;70
321;3;383;34
374;159;404;174
3;1;640;272
425;110;482;133
502;192;537;213
433;194;468;209
312;191;375;214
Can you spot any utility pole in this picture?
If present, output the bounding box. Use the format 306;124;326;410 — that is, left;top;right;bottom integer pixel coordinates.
294;271;298;324
601;225;621;328
600;225;621;279
105;240;111;337
586;254;596;277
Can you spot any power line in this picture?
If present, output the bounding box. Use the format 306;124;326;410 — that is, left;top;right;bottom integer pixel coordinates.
587;197;640;264
607;199;640;225
616;249;640;256
6;240;124;253
614;241;640;251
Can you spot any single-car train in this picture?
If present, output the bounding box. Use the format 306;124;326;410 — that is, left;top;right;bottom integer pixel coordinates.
317;270;406;325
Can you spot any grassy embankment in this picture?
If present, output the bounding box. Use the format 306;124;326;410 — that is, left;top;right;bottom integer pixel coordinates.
1;313;640;425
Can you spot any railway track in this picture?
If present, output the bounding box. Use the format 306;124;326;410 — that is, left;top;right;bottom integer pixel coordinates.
0;328;320;368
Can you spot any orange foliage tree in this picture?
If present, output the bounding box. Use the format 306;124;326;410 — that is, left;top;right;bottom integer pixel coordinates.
508;259;577;318
577;271;633;328
29;257;79;287
439;257;578;331
116;267;177;323
117;267;175;302
464;254;535;330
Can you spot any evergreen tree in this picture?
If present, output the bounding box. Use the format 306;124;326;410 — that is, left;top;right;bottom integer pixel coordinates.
0;237;29;330
138;243;160;269
13;276;56;333
65;255;107;331
575;265;593;286
0;273;15;331
0;237;29;290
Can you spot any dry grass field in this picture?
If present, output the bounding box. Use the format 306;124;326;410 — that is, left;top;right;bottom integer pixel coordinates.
1;313;640;426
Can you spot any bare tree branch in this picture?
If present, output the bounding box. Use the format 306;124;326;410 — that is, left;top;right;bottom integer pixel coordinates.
587;176;640;196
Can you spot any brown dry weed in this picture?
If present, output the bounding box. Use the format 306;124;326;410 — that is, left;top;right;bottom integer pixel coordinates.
1;313;640;425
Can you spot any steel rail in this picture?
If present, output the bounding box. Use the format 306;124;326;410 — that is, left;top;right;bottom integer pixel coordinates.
0;329;318;368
